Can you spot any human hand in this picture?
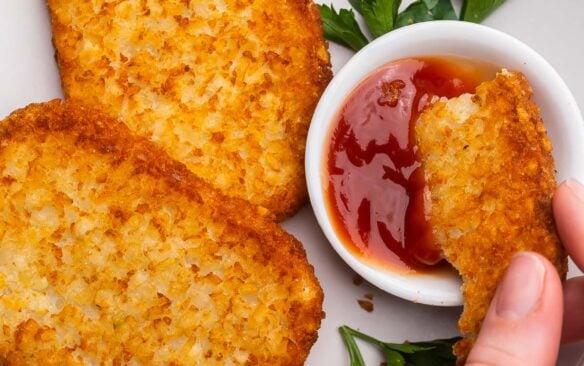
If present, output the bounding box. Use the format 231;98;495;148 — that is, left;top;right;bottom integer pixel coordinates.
466;179;584;365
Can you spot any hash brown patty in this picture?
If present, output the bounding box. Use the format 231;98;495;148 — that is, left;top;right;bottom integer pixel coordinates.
47;0;332;220
415;71;567;359
0;100;323;365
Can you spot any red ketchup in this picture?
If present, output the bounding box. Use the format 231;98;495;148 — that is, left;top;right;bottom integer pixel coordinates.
325;56;495;272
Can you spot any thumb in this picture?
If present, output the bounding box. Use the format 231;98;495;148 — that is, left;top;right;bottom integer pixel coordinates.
466;252;563;366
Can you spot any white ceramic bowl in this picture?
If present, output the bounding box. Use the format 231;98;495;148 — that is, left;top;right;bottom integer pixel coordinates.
306;21;584;306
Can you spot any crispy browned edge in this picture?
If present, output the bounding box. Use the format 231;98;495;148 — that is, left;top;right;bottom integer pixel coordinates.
47;0;333;221
267;0;333;220
0;99;325;364
448;73;568;360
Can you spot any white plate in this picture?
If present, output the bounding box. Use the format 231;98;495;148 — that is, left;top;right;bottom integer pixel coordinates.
0;0;583;364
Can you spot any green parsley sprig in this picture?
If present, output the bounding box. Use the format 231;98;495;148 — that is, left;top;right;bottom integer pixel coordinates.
319;5;369;51
319;0;506;51
340;325;461;366
461;0;506;23
348;0;400;38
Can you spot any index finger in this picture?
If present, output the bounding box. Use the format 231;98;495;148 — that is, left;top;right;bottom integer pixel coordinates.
553;179;584;271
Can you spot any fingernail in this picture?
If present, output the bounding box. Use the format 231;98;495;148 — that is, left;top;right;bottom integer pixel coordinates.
496;253;546;320
565;178;584;204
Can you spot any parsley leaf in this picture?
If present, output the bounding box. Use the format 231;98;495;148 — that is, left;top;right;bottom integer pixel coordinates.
396;0;456;28
319;0;504;50
403;338;462;365
396;1;434;28
422;0;439;9
384;348;406;366
431;0;457;20
319;4;369;52
348;0;401;38
339;325;461;366
461;0;506;23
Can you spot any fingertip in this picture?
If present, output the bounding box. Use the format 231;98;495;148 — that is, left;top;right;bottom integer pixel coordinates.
466;252;563;366
561;277;584;343
532;252;562;285
495;253;546;320
564;179;584;202
553;179;584;271
554;178;584;214
553;180;574;222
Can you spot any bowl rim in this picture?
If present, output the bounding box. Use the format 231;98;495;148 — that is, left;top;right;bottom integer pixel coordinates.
305;20;584;306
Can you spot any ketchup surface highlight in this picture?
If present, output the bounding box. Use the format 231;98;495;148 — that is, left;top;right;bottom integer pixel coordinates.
325;56;496;273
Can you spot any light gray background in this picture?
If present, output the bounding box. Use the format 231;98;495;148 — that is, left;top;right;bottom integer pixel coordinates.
0;1;582;365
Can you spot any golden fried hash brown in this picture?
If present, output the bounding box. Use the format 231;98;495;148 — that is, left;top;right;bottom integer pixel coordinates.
0;100;323;365
47;0;332;220
415;71;567;359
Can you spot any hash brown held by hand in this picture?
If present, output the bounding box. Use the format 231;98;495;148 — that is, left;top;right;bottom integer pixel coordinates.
415;71;567;360
0;100;323;365
47;0;332;220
